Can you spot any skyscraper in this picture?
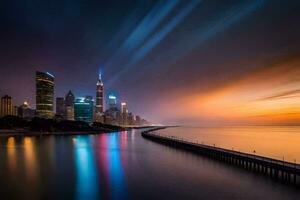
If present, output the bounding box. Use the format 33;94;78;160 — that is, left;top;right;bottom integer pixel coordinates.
121;102;128;126
74;96;94;123
56;97;65;117
121;102;128;114
108;94;117;109
65;90;75;120
104;94;120;125
95;73;104;122
36;71;54;118
0;95;14;117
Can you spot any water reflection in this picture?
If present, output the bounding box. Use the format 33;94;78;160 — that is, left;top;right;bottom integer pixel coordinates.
23;137;38;181
130;129;136;144
74;136;100;200
121;131;128;147
97;135;110;199
7;137;17;172
100;133;128;200
1;130;300;200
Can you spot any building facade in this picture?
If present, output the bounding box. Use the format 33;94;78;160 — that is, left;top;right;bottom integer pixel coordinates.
36;71;54;118
108;94;117;109
104;107;121;126
0;95;14;117
65;90;75;120
74;96;94;123
56;97;65;117
18;101;35;120
121;102;128;126
95;73;104;122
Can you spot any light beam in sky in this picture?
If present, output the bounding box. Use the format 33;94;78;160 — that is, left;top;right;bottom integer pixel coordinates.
106;0;202;86
134;0;267;79
107;0;266;87
105;0;180;70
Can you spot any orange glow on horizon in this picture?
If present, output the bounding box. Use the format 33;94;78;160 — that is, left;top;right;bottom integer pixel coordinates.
158;57;300;125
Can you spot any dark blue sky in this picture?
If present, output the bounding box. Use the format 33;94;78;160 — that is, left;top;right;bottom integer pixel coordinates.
1;0;300;124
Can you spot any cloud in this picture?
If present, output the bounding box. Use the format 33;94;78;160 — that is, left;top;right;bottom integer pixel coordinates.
155;55;300;125
258;89;300;101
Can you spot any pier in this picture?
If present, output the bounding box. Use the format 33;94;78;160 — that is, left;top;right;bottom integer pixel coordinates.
142;129;300;186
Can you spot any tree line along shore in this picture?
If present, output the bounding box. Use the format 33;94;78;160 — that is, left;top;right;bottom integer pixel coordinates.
0;115;125;135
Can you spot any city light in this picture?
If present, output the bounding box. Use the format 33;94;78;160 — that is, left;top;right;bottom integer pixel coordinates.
46;72;54;78
109;95;117;100
1;1;300;199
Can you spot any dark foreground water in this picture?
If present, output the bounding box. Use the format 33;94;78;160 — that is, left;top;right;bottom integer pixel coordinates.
0;129;299;200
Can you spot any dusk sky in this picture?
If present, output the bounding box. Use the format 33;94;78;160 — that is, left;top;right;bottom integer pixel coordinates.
0;0;300;125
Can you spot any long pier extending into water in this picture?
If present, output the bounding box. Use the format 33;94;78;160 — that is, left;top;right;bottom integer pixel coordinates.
142;129;300;186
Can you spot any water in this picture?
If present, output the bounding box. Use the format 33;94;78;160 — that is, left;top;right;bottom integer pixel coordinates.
158;126;300;163
0;129;299;200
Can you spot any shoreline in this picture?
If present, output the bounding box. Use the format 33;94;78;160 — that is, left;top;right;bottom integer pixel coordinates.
0;126;161;137
0;130;121;137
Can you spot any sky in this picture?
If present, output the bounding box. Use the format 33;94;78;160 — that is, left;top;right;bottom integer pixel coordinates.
0;0;300;125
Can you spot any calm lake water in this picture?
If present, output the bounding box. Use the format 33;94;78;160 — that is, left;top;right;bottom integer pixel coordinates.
158;126;300;163
0;128;299;200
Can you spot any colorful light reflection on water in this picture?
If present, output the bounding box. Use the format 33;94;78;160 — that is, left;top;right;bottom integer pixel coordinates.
74;136;100;200
1;129;300;200
106;133;127;200
73;133;128;199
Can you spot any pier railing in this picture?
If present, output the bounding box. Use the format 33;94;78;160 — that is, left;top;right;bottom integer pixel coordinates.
142;129;300;185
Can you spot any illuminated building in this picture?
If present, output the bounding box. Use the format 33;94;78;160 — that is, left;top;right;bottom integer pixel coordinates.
95;73;104;122
0;95;15;117
103;94;120;125
74;96;94;123
121;102;128;114
36;71;54;118
121;102;128;126
65;90;75;121
108;93;117;109
18;101;35;119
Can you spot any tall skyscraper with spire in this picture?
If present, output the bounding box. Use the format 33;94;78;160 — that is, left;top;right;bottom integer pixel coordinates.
95;73;104;122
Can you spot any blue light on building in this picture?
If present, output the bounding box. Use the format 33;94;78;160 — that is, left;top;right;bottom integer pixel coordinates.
46;72;54;78
108;93;117;109
74;96;94;123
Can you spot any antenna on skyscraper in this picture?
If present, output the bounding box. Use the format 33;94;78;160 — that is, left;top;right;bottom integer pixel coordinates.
98;68;103;80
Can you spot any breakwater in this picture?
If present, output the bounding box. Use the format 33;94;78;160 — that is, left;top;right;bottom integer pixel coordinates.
142;129;300;186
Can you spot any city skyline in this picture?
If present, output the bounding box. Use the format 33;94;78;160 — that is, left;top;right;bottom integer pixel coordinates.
0;1;300;199
0;0;300;125
1;70;135;111
0;70;148;126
